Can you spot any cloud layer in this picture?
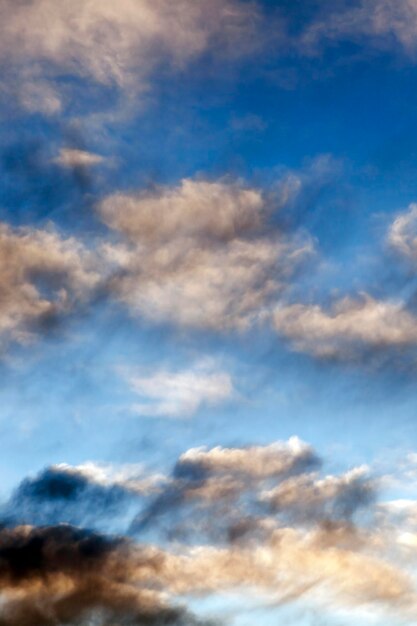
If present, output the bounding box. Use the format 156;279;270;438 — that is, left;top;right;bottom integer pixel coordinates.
2;439;417;623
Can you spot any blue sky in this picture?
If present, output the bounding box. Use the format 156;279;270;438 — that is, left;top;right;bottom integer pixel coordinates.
2;1;417;625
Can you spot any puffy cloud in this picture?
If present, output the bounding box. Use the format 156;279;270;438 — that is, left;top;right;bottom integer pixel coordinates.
273;295;417;358
99;179;265;242
100;178;313;331
388;203;417;261
177;436;318;479
58;461;165;494
0;0;261;113
1;463;163;533
126;439;417;620
0;524;205;626
128;361;234;418
261;466;375;523
132;437;322;537
0;223;99;347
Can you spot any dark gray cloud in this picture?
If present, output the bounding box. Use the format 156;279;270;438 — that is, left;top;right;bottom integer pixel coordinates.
0;524;211;626
1;465;143;533
0;443;415;623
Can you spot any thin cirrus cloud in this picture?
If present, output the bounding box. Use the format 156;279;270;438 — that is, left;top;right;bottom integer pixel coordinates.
300;0;417;57
127;362;234;418
99;178;314;331
0;0;263;114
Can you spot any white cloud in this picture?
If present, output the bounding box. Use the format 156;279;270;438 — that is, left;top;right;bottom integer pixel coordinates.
179;436;317;478
128;361;234;418
273;294;417;358
100;178;313;331
388;203;417;261
0;0;261;113
53;148;105;168
138;439;417;620
0;223;99;347
55;461;165;495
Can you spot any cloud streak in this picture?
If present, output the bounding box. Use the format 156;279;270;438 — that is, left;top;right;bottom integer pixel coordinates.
300;0;417;57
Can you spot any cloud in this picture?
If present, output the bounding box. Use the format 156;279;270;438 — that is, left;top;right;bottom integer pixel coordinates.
99;178;314;331
0;223;99;348
126;439;417;620
0;0;262;114
273;294;417;359
1;462;163;533
0;524;207;626
1;521;413;626
388;203;417;262
261;466;375;524
159;528;416;614
176;436;319;479
53;148;105;168
301;0;417;57
2;441;417;622
128;361;234;418
131;437;322;537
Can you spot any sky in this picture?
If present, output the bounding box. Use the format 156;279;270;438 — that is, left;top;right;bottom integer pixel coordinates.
2;0;417;624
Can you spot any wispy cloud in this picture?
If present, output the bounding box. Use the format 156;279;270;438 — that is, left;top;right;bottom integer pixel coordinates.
388;203;417;262
0;0;262;114
127;361;234;418
53;148;105;168
300;0;417;57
